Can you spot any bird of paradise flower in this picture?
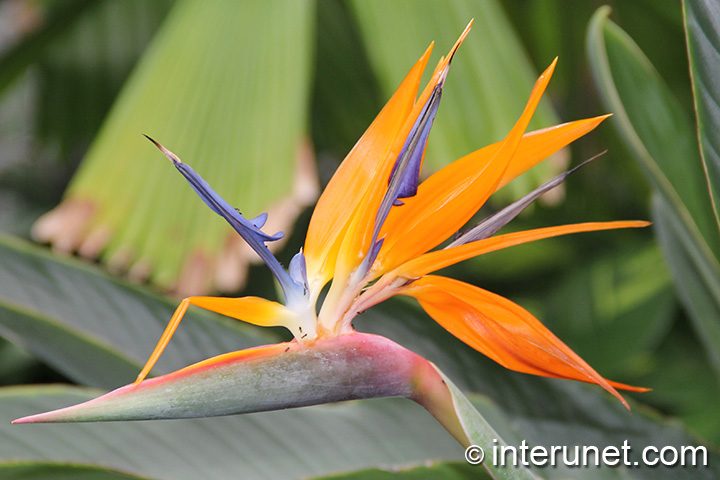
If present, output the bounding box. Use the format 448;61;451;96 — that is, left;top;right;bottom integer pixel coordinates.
15;22;648;448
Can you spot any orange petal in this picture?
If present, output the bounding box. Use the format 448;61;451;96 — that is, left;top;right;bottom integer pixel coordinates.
303;43;433;293
401;276;648;409
371;59;558;277
190;296;295;327
483;115;612;192
135;295;297;384
331;23;474;286
392;221;650;279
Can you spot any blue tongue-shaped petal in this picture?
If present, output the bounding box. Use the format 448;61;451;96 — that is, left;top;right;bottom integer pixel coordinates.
387;83;443;207
144;136;303;301
355;79;445;279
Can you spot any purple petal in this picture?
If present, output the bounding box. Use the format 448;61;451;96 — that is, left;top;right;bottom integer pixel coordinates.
144;136;301;301
388;83;443;202
448;153;604;247
356;83;445;278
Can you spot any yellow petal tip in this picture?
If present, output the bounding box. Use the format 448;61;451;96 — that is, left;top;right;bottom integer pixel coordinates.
448;20;473;62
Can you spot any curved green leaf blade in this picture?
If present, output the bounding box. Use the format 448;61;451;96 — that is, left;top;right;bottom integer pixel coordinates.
0;462;154;480
313;463;490;480
431;368;538;480
587;7;720;378
684;0;720;220
2;386;463;480
0;234;278;389
587;7;720;256
652;194;720;379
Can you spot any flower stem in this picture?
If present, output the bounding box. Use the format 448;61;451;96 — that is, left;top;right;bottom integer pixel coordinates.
409;359;470;447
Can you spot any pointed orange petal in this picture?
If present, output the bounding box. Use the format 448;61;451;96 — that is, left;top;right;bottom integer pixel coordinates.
371;60;558;277
392;221;650;279
331;24;474;286
401;276;648;409
473;115;612;193
303;43;433;292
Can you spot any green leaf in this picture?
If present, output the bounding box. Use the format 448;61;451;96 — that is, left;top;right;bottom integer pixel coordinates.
587;6;720;378
431;370;537;480
634;317;720;445
0;233;278;389
587;7;720;256
0;462;154;480
35;0;316;293
652;194;720;379
536;242;675;379
348;0;564;203
685;0;720;222
2;386;463;480
312;462;490;480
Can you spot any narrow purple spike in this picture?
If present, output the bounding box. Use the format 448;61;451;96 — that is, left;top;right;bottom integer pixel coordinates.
448;152;605;248
172;160;284;242
144;136;302;301
355;81;445;278
388;83;443;202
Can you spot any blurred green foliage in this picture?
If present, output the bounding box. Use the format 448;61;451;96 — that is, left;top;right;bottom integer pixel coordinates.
0;0;718;478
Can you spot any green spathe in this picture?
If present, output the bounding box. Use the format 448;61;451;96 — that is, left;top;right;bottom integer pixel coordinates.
13;332;539;479
13;333;443;424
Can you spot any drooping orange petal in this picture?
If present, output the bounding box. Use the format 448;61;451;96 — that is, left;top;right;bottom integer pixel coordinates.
371;59;558;277
400;276;649;409
303;43;433;293
391;221;650;280
330;22;474;287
